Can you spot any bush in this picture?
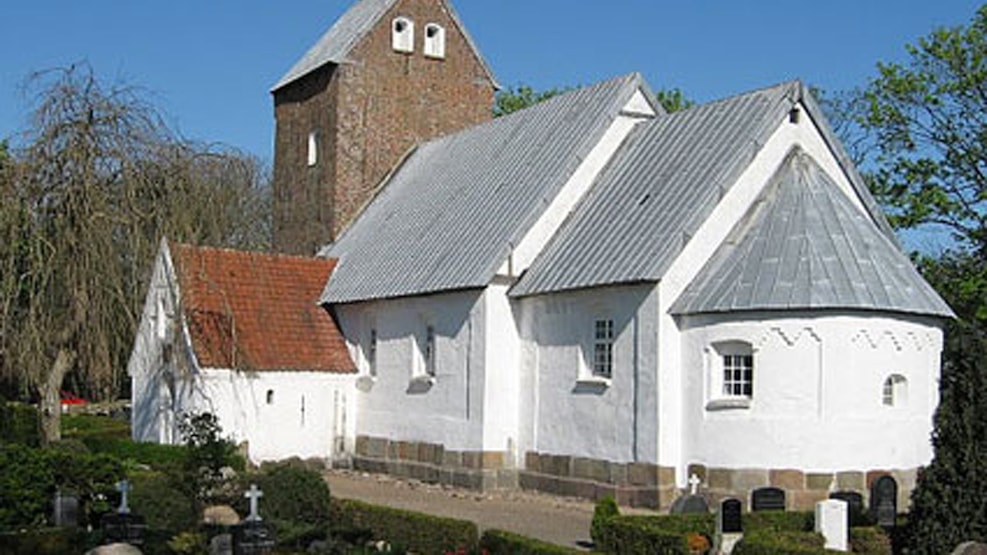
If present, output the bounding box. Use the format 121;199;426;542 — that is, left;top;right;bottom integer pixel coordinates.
732;529;827;554
232;462;332;548
480;529;581;554
128;470;198;534
592;516;700;554
849;527;892;555
0;528;98;554
590;495;619;546
332;498;479;554
0;402;40;447
742;510;814;532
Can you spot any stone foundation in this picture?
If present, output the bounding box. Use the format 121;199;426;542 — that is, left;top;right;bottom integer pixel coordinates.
351;435;517;491
519;452;677;509
690;463;919;511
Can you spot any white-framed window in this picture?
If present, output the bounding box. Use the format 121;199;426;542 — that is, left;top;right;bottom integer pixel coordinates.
882;374;907;407
392;17;415;53
423;23;446;59
707;341;755;410
723;352;754;397
307;131;319;167
593;319;614;379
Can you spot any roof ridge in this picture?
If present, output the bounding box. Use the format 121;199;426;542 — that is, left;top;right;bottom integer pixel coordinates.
174;242;335;264
668;79;801;118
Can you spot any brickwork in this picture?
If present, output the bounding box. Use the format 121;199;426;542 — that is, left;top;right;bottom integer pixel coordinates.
273;0;496;255
352;435;517;491
520;452;677;510
688;463;920;512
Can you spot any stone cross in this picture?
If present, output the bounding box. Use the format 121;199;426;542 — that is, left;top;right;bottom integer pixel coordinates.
115;480;131;515
688;473;701;495
245;484;264;522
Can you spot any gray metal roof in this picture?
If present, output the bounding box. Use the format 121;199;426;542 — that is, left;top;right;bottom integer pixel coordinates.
511;81;805;297
272;0;499;91
320;73;654;304
670;149;954;318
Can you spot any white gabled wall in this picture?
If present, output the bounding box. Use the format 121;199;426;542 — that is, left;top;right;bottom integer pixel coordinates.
500;89;656;277
482;280;522;462
656;102;912;484
679;311;942;471
517;284;659;464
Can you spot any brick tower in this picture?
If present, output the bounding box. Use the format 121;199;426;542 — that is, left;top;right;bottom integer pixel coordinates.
272;0;498;255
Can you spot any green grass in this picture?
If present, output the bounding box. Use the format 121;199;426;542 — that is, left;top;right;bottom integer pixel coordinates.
61;413;130;440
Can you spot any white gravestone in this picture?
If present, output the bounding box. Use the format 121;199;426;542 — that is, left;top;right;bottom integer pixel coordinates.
815;499;848;552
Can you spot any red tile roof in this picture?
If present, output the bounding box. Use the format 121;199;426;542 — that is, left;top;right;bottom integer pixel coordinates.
173;243;356;373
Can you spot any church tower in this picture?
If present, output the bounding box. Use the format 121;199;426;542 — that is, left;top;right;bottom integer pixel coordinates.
272;0;498;255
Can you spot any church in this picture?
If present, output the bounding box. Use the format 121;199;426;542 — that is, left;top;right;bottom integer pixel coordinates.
129;0;953;511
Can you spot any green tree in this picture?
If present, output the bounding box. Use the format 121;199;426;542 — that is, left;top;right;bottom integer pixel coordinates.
856;5;987;256
906;322;987;552
494;83;693;117
0;65;270;444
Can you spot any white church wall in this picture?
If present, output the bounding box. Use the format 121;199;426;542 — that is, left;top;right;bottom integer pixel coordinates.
482;280;522;461
656;102;891;484
193;369;355;464
335;289;489;451
678;310;943;472
519;283;659;464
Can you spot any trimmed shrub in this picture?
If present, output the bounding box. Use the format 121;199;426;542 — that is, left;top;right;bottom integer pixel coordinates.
332;498;479;554
0;444;53;529
742;510;814;532
593;513;716;554
732;529;827;554
480;529;582;554
849;526;892;555
128;470;198;533
242;462;331;526
0;528;97;554
0;402;40;446
590;495;619;546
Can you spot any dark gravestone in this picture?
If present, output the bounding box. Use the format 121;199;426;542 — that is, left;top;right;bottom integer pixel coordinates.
718;498;743;534
751;487;786;511
232;521;275;555
52;489;79;527
870;475;898;527
101;513;147;546
670;494;710;514
830;491;867;526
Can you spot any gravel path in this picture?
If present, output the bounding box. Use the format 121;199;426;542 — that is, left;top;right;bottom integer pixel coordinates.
325;470;632;550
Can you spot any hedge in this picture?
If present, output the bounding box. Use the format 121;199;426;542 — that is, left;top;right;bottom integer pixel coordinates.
592;515;706;554
849;527;892;555
741;510;814;532
480;529;582;554
732;529;828;554
0;402;40;447
0;528;98;554
235;463;332;548
331;498;479;554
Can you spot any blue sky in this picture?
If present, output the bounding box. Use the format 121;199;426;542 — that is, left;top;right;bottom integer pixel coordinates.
1;1;983;166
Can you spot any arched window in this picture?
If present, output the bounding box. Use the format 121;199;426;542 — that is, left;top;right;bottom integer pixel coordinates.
882;374;907;407
307;131;319;167
424;23;446;59
266;389;275;405
392;17;414;53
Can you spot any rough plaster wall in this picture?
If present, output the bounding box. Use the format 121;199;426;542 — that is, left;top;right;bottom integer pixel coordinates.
520;284;659;464
335;289;488;451
679;311;944;471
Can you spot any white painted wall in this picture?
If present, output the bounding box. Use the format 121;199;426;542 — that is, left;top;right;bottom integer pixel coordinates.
335;289;490;451
678;311;943;471
482;280;522;462
195;369;355;464
517;284;660;464
656;102;899;483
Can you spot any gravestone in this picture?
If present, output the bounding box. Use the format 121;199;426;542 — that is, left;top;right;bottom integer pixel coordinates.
869;475;898;527
815;499;848;552
101;480;146;546
233;484;275;555
751;487;786;511
718;498;743;534
830;491;866;526
670;494;710;514
52;488;79;527
952;542;987;555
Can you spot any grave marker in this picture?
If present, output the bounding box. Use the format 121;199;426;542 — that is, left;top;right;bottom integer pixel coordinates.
815;499;848;552
830;491;866;526
751;487;785;511
718;498;743;534
870;475;897;528
52;489;79;528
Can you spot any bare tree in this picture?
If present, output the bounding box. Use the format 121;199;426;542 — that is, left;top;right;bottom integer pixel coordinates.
0;64;270;443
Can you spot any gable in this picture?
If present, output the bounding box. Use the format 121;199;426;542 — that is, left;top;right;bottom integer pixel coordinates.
272;0;498;92
670;149;954;318
173;243;356;372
